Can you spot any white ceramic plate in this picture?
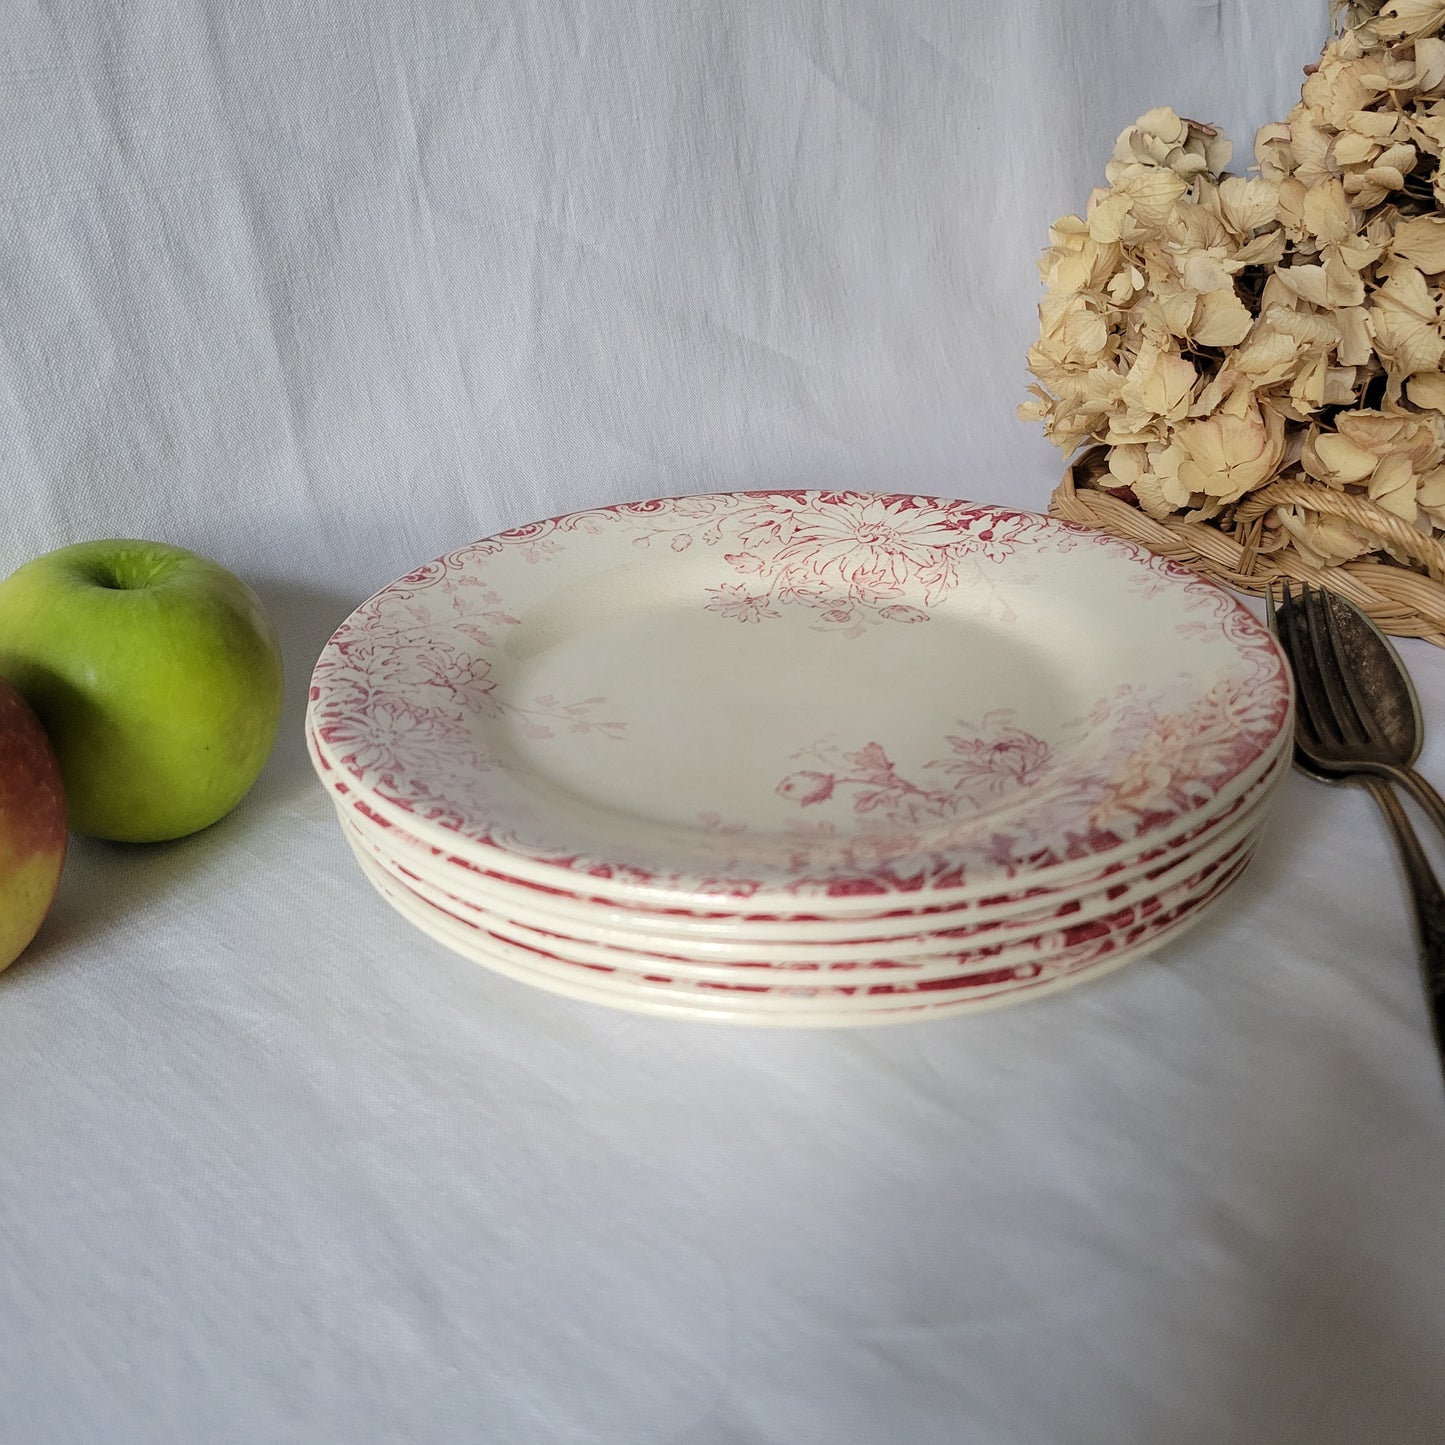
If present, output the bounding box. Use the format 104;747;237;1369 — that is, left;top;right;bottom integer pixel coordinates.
344;827;1252;1025
308;492;1291;913
311;718;1289;943
345;803;1260;985
337;778;1269;973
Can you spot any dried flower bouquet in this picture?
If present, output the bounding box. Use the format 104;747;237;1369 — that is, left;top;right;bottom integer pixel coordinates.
1027;0;1445;641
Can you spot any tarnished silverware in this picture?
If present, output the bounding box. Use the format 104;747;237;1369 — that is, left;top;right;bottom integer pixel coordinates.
1267;582;1445;1083
1279;581;1445;832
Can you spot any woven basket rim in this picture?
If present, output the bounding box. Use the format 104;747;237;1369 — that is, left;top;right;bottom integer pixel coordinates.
1052;449;1445;646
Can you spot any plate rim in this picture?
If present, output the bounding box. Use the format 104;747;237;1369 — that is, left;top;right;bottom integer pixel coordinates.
308;490;1293;910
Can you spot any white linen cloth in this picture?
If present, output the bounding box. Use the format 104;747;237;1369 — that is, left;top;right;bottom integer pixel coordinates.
3;2;1444;1441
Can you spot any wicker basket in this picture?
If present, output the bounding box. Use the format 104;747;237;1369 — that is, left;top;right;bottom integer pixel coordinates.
1050;447;1445;646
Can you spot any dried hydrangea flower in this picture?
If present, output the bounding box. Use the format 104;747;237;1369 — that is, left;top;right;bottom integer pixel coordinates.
1022;3;1445;575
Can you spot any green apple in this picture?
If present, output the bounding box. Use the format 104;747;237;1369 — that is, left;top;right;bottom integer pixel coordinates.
0;677;67;970
0;540;283;843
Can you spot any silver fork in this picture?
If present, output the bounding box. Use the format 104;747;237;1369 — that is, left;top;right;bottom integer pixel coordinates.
1285;582;1445;833
1266;582;1445;1080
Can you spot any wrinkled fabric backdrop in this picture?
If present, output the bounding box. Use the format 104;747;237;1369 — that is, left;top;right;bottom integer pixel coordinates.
4;3;1444;1443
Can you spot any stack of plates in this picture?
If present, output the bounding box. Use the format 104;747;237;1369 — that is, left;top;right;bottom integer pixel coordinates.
306;491;1293;1026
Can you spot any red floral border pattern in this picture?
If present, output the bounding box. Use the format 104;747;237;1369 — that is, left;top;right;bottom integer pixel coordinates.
308;491;1291;901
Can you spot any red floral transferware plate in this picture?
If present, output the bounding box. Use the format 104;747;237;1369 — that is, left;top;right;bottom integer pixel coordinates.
344;827;1254;1026
308;492;1291;910
313;723;1288;942
338;797;1258;982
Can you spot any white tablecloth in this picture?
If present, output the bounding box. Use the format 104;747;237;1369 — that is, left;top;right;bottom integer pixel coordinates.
4;3;1444;1441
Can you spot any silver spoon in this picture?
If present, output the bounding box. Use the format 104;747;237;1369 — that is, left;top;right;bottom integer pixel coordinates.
1290;587;1445;837
1266;587;1445;1078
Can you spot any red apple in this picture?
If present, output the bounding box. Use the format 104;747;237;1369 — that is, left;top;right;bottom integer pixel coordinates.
0;677;67;971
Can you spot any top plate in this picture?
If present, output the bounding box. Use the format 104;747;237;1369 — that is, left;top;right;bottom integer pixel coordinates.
308;492;1291;909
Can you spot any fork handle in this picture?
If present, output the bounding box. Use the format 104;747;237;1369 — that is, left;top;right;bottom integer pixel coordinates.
1362;776;1445;1086
1323;758;1445;845
1379;763;1445;844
